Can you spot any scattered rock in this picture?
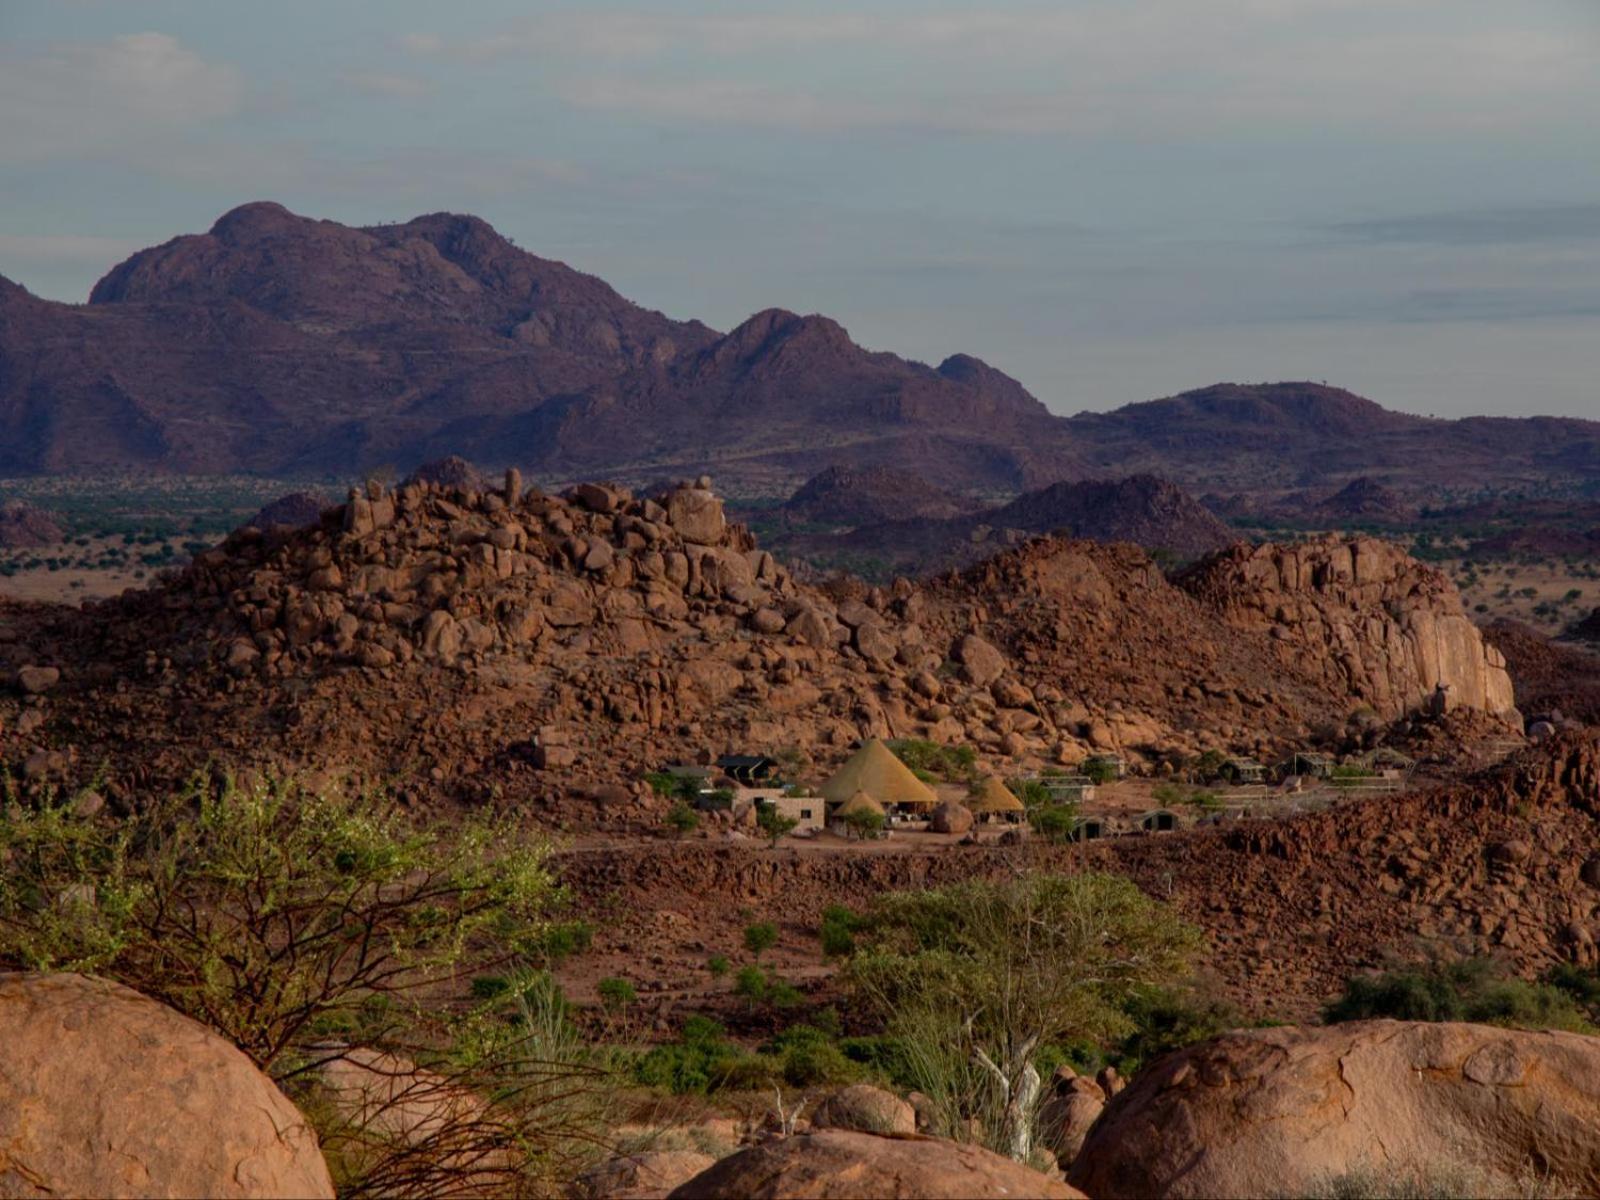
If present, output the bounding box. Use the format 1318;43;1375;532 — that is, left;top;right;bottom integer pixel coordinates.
670;1129;1085;1198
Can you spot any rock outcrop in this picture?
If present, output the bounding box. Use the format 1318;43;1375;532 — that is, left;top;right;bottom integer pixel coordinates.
669;1129;1084;1198
574;1150;716;1199
0;500;62;548
1070;1020;1600;1199
1180;536;1516;719
0;972;334;1199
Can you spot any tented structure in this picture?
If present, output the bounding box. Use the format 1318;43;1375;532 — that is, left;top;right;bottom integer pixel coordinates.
970;776;1025;821
819;740;938;810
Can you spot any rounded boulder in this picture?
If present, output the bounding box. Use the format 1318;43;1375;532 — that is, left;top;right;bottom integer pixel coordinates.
0;972;334;1199
808;1084;916;1135
1070;1019;1600;1199
929;801;974;835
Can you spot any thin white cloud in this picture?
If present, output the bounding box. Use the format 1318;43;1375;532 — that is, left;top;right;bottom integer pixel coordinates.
0;32;242;164
410;4;1594;139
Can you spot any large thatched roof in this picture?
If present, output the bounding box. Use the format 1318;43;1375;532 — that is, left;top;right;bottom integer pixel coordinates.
819;740;938;808
970;776;1024;815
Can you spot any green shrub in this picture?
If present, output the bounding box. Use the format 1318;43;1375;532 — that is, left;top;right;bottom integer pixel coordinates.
756;804;799;847
734;965;768;1007
888;739;978;784
843;807;886;840
1029;802;1079;843
743;921;778;958
0;773;561;1072
706;954;731;978
597;976;637;1013
665;802;699;836
820;904;862;957
1325;958;1591;1031
635;1015;740;1093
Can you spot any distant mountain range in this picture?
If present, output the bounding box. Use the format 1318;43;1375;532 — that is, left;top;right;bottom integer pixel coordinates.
4;201;1599;496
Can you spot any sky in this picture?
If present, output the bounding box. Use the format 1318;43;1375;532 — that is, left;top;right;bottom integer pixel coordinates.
2;1;1598;420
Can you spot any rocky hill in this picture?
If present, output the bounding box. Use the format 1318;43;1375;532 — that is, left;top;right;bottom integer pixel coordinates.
6;203;1600;496
770;465;980;527
1;476;1511;815
772;474;1239;579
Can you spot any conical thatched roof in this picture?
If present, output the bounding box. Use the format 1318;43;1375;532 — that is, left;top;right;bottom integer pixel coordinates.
834;789;886;818
820;740;938;809
971;776;1024;815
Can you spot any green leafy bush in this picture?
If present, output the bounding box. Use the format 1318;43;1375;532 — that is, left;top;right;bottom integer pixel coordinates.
664;802;699;836
1324;958;1591;1032
744;920;778;958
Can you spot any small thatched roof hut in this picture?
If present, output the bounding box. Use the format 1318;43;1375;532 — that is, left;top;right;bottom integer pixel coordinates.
819;740;938;810
835;789;886;818
970;777;1025;818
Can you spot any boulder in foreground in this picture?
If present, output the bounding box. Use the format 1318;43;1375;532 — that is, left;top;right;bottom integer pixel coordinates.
1070;1019;1600;1199
669;1128;1084;1198
0;972;334;1199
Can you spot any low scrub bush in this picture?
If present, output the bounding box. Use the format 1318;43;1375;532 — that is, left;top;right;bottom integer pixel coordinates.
1324;958;1591;1032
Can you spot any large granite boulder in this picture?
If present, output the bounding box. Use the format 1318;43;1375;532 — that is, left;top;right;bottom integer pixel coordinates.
1070;1020;1600;1199
0;972;334;1199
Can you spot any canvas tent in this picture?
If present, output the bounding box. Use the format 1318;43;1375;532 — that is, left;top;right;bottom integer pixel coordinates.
819;740;938;811
970;776;1025;822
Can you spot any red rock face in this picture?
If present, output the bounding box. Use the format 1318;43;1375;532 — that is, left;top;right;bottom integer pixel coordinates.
1178;535;1516;719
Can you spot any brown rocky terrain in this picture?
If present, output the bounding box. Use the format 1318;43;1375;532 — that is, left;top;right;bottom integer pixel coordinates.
6;204;1600;498
0;499;63;548
0;477;1508;813
1486;618;1600;725
561;731;1600;1021
772;475;1238;579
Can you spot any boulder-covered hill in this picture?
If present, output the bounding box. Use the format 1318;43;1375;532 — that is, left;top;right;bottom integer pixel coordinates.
0;202;1077;491
1;472;1511;818
766;473;1239;579
6;202;1600;495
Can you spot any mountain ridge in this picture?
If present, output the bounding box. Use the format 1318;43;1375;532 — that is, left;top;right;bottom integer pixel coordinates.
4;201;1600;494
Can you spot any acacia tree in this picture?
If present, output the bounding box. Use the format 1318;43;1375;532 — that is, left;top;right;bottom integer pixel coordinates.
845;872;1200;1162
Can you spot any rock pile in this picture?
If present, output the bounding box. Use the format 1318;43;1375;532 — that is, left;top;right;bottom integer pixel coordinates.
0;480;1515;810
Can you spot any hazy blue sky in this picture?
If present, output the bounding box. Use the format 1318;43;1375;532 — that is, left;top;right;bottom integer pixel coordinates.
2;2;1597;418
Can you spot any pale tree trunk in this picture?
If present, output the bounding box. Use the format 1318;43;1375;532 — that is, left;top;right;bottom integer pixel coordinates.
974;1036;1042;1162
